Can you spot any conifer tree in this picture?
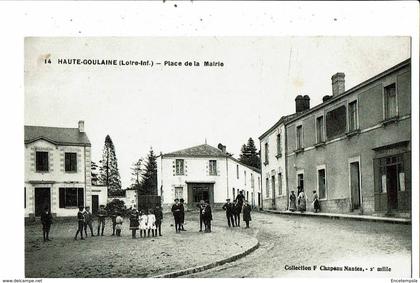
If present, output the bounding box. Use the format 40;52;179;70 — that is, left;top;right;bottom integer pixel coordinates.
239;137;261;169
139;148;158;195
99;135;122;194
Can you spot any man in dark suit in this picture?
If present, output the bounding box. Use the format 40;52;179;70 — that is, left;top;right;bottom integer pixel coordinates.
74;206;85;240
196;200;205;232
180;198;186;231
235;191;246;227
41;205;53;242
154;206;163;236
171;199;182;233
222;199;235;227
203;201;212;233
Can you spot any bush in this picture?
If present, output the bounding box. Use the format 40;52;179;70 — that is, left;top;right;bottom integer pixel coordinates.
105;199;127;216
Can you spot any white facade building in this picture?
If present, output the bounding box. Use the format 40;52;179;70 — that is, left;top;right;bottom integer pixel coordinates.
157;144;261;210
24;121;92;217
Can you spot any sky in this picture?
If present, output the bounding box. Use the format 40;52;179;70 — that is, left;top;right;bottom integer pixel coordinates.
24;37;411;188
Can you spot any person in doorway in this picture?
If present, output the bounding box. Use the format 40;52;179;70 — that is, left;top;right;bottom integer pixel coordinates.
41;205;53;242
74;206;85;240
171;199;182;233
129;209;139;238
242;200;252;228
289;191;297;212
111;209;118;236
179;198;186;231
147;209;156;237
203;201;212;233
154;206;163;236
222;198;235;227
115;212;123;236
312;190;320;213
83;206;95;237
139;210;148;238
196;200;205;232
297;188;307;213
97;205;107;236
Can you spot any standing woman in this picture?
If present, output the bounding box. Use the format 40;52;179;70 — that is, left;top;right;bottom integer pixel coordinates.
312;190;320;213
242;200;252;228
129;209;139;238
41;205;53;242
297;189;307;213
289;191;297;212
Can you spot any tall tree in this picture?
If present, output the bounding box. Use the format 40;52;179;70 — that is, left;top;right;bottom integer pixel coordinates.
239;137;261;169
99;135;122;193
130;158;143;189
91;161;99;185
139;148;158;195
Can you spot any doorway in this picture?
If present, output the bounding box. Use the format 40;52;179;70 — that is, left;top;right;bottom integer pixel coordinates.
92;195;99;215
271;175;276;208
350;162;361;210
187;183;214;207
35;187;50;216
386;164;399;210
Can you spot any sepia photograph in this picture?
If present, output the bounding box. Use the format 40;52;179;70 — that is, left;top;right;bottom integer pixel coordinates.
23;36;412;278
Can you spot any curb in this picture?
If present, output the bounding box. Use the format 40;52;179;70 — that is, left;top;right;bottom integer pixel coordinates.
153;238;260;278
263;210;411;225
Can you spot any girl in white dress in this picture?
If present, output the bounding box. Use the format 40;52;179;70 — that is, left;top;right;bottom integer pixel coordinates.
139;210;148;238
147;209;156;237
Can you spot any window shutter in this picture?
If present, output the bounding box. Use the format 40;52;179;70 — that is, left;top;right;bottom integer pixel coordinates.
59;187;65;208
78;188;84;207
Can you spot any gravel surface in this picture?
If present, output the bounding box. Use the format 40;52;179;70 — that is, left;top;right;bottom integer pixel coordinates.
25;212;257;278
185;211;412;278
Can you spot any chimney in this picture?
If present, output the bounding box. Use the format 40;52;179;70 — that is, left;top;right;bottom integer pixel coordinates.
331;72;345;96
78;120;85;133
295;95;310;113
322;95;332;103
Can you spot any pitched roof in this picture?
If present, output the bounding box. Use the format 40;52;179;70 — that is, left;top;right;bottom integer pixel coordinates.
163;144;229;158
24;125;91;146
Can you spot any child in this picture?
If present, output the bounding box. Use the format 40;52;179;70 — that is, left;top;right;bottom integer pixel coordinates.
74;206;85;240
83;206;95;237
147;209;156;237
139;210;148;238
115;212;123;237
111;209;117;236
40;205;52;242
154;206;163;237
129;210;139;238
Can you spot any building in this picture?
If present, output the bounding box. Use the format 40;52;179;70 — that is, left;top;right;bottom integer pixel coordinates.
90;185;108;214
157;143;262;210
108;188;138;210
24;121;92;217
276;59;410;216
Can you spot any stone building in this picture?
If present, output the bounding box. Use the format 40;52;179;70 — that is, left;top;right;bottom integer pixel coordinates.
24;121;92;217
157;143;262;210
261;59;411;216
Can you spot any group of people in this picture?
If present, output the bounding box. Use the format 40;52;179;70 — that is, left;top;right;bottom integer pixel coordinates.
289;187;320;213
171;198;213;233
128;207;163;238
222;191;252;228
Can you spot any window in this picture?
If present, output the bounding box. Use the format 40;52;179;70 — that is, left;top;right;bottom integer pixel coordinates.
379;155;404;193
278;173;282;195
316;116;324;143
175;187;183;199
236;165;239;179
175;159;184;175
65;152;77;172
36;151;49;172
326;105;347;139
384;83;397;119
297;173;304;192
244;171;247;186
348;101;358;131
251;173;255;189
265;178;269;198
276;133;282;156
209;160;217;175
59;187;84;208
318;169;326;199
296;125;303;149
264;143;269;164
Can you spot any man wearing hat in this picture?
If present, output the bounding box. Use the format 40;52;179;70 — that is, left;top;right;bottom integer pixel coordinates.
171;198;182;233
222;198;235;227
196;200;205;232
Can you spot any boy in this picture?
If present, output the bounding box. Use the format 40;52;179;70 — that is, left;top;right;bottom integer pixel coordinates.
97;204;107;236
74;206;85;240
40;206;52;242
83;206;95;237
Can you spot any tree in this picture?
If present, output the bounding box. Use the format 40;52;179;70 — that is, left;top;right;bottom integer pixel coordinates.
91;161;99;185
99;135;122;194
139;148;158;195
131;158;143;186
239;137;261;169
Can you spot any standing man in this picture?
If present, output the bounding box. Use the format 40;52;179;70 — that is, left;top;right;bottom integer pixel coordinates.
111;209;118;236
203;201;212;233
40;205;52;242
154;206;163;236
235;190;245;227
233;200;240;227
179;198;186;231
196;200;205;232
97;204;107;236
222;199;235;227
74;206;85;240
171;199;182;233
83;206;95;237
242;200;252;228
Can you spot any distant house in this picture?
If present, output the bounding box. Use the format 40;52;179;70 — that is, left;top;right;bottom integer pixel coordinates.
157;143;262;210
24;121;92;217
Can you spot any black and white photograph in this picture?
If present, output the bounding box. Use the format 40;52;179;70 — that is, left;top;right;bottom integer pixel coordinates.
0;2;418;282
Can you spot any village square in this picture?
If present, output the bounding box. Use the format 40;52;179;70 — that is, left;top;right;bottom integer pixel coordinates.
23;37;412;278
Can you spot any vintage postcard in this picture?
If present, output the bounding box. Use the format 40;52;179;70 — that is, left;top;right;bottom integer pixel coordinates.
23;36;413;279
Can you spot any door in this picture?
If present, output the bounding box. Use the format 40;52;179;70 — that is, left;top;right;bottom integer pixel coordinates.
350;162;361;209
387;165;398;210
297;174;304;194
258;192;261;208
35;187;51;216
92;195;99;215
271;175;276;207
